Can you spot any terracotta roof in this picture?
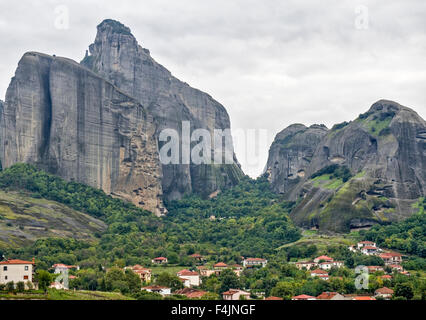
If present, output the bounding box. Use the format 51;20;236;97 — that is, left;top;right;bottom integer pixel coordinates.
0;259;34;265
381;275;392;279
362;246;377;250
266;296;284;300
214;262;228;268
375;287;394;294
315;255;333;261
52;263;76;269
177;269;199;276
389;264;403;269
175;288;207;298
316;292;339;300
190;254;202;258
245;258;267;262
353;296;376;300
311;269;328;274
380;252;402;258
153;257;167;260
292;294;315;300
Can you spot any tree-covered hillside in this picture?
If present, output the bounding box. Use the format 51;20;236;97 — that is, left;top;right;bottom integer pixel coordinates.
0;164;301;268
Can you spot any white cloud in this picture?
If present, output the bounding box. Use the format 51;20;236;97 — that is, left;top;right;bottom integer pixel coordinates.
0;0;425;177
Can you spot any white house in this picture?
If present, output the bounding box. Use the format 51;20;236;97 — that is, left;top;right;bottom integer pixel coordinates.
151;257;168;264
375;287;394;300
242;258;267;268
177;270;201;287
361;246;378;255
223;289;251;300
357;241;376;250
0;259;35;289
143;285;171;296
295;261;316;270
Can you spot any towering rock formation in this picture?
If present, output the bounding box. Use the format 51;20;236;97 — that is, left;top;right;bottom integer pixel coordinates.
1;52;164;215
266;100;426;232
81;20;243;201
0;19;243;213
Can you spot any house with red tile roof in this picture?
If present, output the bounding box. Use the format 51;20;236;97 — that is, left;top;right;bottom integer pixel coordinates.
125;265;152;283
214;262;228;269
177;269;201;287
189;254;204;262
379;252;402;265
361;246;378;255
313;255;333;264
367;266;384;273
389;264;404;272
295;261;316;270
381;275;392;280
151;257;168;264
0;259;35;288
374;287;394;299
310;269;329;280
175;287;208;299
223;289;250;300
292;294;316;300
242;258;268;268
316;292;345;300
352;296;376;301
357;241;376;249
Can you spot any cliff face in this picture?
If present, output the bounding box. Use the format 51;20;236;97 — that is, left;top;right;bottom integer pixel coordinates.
1;52;164;215
266;100;426;232
81;20;243;200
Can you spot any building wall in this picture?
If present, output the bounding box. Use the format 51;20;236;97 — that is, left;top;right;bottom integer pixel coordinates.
0;264;33;286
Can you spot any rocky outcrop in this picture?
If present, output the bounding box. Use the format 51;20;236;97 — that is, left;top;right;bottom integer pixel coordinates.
81;19;243;201
1;52;164;215
266;124;328;194
266;100;426;232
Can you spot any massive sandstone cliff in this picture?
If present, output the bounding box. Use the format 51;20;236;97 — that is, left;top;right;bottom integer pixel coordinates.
0;52;164;215
266;100;426;232
0;19;243;213
81;20;243;201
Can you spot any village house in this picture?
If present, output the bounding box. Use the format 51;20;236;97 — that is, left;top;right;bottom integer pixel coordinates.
381;275;392;281
214;262;228;270
295;261;316;270
316;292;346;300
175;287;208;299
361;246;379;255
357;241;376;249
367;266;384;273
318;261;334;270
197;266;216;277
222;289;251;300
0;259;35;289
242;258;268;268
143;285;171;296
292;294;316;300
313;255;333;264
231;265;244;276
189;254;204;263
379;252;402;265
125;265;152;283
375;287;394;300
50;281;66;290
177;270;201;287
52;263;78;275
310;269;329;280
151;257;168;265
389;264;404;272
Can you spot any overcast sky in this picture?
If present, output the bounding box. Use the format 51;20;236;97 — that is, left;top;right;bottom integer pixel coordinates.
0;0;425;177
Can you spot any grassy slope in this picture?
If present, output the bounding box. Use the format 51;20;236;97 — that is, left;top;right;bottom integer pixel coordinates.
0;191;106;249
0;289;133;300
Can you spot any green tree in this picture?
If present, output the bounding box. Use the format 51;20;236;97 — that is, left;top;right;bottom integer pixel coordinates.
395;283;414;300
156;272;184;291
36;270;52;293
16;281;25;293
218;269;241;294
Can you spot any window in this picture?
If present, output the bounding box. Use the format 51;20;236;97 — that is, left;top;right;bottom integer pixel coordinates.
24;276;29;280
25;266;29;271
3;266;7;271
4;276;7;280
